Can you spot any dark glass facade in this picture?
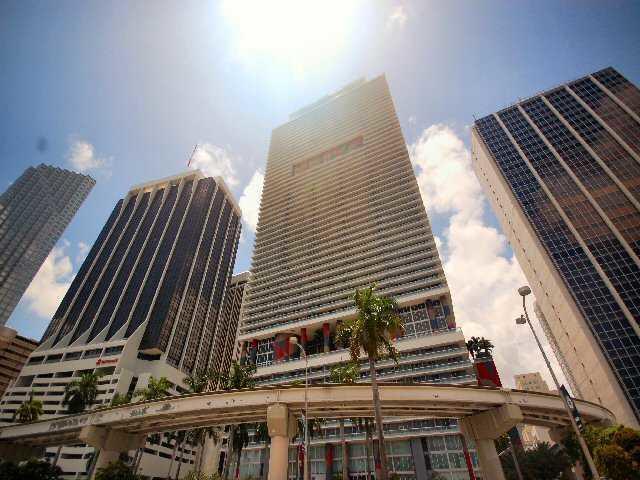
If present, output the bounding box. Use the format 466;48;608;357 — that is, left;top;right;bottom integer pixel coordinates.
474;67;640;422
0;164;94;325
41;172;242;375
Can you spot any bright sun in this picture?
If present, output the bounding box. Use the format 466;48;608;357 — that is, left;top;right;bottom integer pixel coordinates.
222;0;360;71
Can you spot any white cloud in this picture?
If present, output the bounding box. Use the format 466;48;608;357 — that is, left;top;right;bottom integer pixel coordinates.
408;115;416;126
189;143;239;187
76;241;90;263
239;170;264;233
66;138;111;174
387;5;408;30
23;241;74;319
409;125;565;388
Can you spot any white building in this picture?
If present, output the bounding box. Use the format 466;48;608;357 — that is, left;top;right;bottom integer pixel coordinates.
0;171;242;479
237;76;479;480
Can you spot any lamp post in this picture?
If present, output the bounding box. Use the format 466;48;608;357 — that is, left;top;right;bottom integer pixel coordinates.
290;336;310;480
516;286;601;479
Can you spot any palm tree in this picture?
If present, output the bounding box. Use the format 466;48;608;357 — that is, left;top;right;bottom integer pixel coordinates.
110;392;131;406
218;361;256;479
182;370;220;477
63;371;102;414
337;285;404;480
330;361;360;480
466;336;494;359
133;376;172;401
130;376;172;474
13;391;43;423
184;369;215;394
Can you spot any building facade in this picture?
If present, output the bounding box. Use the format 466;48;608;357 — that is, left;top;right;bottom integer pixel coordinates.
0;170;242;479
0;325;38;398
514;372;553;448
0;164;95;325
217;272;250;381
472;66;640;427
238;77;478;480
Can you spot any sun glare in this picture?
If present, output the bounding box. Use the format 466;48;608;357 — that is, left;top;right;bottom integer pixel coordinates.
222;0;360;71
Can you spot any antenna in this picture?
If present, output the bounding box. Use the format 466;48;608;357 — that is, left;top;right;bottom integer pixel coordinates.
187;144;199;167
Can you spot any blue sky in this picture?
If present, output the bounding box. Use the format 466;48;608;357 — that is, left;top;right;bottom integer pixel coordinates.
1;0;639;386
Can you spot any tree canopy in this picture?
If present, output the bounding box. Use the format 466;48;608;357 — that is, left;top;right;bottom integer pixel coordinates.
63;372;102;413
13;391;43;423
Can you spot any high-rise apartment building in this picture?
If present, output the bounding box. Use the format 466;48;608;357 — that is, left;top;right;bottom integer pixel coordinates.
0;170;242;479
0;325;38;398
238;77;477;479
472;66;640;427
0;164;95;325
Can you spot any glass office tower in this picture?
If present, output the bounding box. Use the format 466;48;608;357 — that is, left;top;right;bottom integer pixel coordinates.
238;77;477;479
0;164;94;325
472;67;640;427
1;170;242;478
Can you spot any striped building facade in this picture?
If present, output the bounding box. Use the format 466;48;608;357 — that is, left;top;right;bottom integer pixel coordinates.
472;67;640;427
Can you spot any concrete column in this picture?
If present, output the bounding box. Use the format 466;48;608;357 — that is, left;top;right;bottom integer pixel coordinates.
460;404;524;480
267;404;296;480
268;437;289;480
90;449;120;478
475;438;504;480
79;426;146;479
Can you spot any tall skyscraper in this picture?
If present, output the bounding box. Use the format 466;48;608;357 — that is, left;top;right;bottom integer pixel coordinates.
0;164;95;325
472;66;640;427
237;77;478;479
0;170;242;478
216;272;250;381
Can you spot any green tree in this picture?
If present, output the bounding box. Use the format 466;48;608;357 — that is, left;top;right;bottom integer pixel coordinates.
500;442;571;480
133;376;171;401
184;369;216;394
0;459;62;480
337;285;404;480
94;460;142;480
564;424;640;480
110;392;131;407
63;372;102;414
465;336;494;359
12;391;43;423
330;361;361;480
218;361;256;479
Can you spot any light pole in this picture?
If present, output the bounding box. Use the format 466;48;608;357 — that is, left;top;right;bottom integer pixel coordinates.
290;336;310;480
516;286;601;479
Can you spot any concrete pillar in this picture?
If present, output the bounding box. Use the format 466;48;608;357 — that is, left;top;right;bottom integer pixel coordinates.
460;404;524;480
90;449;120;477
475;438;504;480
267;404;296;480
79;426;146;479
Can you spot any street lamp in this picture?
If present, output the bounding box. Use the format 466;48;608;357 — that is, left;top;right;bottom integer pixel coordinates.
516;286;601;479
289;336;310;480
